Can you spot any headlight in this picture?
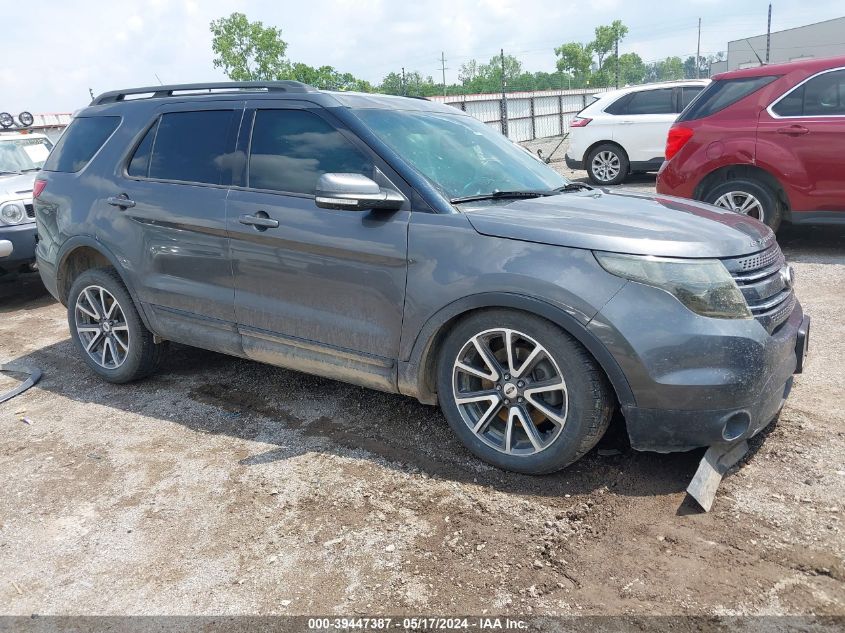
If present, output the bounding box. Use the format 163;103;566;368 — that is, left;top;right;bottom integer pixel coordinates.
595;252;751;319
0;202;25;225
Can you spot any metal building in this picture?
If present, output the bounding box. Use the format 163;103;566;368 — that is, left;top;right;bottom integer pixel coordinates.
720;16;845;72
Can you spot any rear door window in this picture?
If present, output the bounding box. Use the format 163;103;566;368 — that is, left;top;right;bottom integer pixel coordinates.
145;110;235;185
680;86;704;111
247;109;374;195
624;89;675;115
678;76;779;121
772;69;845;117
43;116;120;173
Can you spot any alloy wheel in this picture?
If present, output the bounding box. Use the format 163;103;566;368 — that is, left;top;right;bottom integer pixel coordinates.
713;191;765;223
452;328;569;456
591;150;620;183
74;285;131;369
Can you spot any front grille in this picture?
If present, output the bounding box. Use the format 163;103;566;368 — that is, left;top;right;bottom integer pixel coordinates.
723;244;795;333
24;203;34;218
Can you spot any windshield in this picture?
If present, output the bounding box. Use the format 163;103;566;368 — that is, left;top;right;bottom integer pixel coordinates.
0;137;53;173
353;109;568;200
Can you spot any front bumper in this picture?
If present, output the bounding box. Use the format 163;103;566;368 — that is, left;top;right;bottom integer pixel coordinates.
589;281;808;453
565;154;585;170
0;222;37;271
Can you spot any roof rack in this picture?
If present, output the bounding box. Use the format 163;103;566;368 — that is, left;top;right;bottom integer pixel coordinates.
91;81;317;105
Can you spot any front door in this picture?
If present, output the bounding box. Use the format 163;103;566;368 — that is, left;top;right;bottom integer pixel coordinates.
758;67;845;215
226;103;410;390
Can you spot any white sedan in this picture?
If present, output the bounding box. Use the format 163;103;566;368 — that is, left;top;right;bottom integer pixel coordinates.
565;80;709;185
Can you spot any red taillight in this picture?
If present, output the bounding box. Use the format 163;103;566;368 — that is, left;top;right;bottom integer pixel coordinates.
570;117;592;128
665;126;694;160
32;179;47;199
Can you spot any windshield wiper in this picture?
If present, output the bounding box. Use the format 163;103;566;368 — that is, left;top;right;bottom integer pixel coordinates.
450;190;559;204
0;170;21;176
20;167;41;173
555;182;593;192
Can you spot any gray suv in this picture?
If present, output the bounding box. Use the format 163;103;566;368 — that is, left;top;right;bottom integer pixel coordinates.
34;81;809;474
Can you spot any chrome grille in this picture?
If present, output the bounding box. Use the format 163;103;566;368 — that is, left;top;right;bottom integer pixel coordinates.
723;244;795;333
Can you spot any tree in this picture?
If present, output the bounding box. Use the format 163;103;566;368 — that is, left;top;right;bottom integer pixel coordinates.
646;56;685;82
683;55;709;79
210;12;289;81
554;42;593;88
591;20;629;76
617;52;646;85
479;54;523;89
380;72;404;95
459;60;479;84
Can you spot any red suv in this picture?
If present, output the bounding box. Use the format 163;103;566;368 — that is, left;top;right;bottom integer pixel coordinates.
657;55;845;231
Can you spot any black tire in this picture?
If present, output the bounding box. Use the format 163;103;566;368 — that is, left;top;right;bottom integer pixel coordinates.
586;143;629;186
436;309;614;475
67;267;165;383
704;178;782;232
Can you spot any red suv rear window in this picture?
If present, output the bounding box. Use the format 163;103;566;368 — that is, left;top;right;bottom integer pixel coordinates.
678;76;779;122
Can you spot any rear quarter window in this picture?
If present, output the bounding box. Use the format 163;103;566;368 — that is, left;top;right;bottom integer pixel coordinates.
43;116;120;172
678;76;779;121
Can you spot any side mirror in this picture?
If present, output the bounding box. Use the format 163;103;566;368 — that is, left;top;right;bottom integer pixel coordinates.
315;173;405;211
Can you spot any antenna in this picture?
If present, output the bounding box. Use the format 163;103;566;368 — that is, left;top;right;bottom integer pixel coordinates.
744;38;764;65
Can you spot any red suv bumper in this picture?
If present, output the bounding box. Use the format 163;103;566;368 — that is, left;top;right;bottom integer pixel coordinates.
655;159;697;199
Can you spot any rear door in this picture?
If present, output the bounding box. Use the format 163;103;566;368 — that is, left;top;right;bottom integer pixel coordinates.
611;87;677;162
112;101;242;346
226;102;411;389
759;67;845;214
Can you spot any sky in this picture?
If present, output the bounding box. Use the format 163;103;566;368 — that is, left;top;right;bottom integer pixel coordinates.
2;0;844;114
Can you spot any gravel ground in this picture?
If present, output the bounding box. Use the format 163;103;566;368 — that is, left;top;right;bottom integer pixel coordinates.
0;142;843;619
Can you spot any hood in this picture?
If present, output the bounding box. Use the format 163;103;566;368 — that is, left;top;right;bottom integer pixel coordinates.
462;189;775;258
0;172;35;200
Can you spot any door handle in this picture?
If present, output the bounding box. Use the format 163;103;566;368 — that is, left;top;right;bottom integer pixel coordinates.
106;195;136;209
239;213;279;229
776;125;809;136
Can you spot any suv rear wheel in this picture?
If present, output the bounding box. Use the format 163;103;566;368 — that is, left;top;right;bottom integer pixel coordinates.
586;143;629;186
67;267;165;383
705;179;782;232
436;310;613;474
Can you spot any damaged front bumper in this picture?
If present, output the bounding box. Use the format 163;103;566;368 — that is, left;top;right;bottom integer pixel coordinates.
589;283;809;453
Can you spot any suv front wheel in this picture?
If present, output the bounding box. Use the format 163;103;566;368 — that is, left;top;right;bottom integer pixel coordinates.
705;179;782;232
67;267;165;383
437;310;613;474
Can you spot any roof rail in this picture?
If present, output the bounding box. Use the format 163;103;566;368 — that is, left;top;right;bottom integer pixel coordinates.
91;81;317;105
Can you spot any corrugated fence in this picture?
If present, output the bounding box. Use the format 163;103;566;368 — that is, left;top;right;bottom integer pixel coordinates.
429;88;607;142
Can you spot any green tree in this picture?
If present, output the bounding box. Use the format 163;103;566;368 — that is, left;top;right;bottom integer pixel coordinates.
591;20;629;76
683;55;711;79
458;60;479;84
210;12;289;81
380;71;404;95
646;56;685;82
618;52;646;85
554;42;593;88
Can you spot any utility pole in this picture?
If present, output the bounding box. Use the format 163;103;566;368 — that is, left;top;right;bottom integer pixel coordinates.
765;3;772;63
401;67;406;96
500;49;508;138
614;32;619;88
696;18;702;78
440;51;448;98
